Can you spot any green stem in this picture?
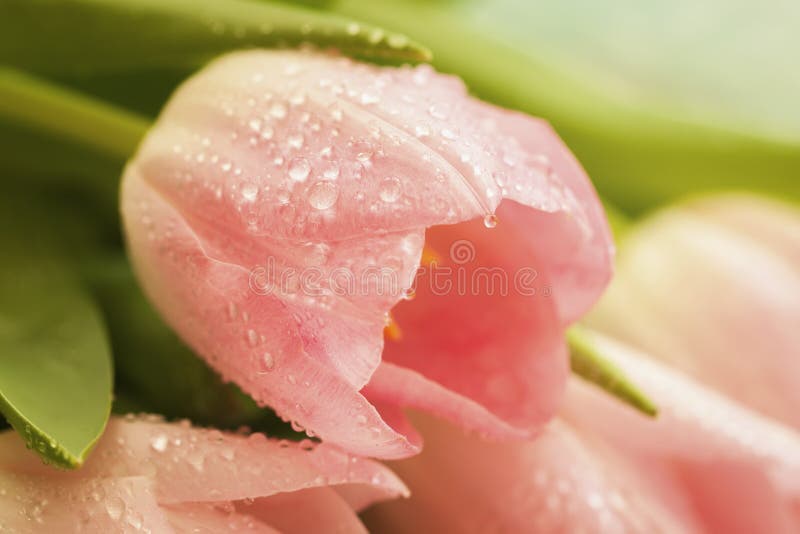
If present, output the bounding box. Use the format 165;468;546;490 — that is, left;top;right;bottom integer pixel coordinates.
0;67;150;160
567;325;658;417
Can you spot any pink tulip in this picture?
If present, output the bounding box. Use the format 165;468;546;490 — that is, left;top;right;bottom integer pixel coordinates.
562;332;800;534
365;334;800;533
586;194;800;428
0;416;407;533
121;50;612;458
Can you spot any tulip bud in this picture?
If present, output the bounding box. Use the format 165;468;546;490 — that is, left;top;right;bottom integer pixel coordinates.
587;194;800;428
121;50;612;457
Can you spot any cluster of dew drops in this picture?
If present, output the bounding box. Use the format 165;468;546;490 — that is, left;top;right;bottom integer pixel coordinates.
165;47;576;245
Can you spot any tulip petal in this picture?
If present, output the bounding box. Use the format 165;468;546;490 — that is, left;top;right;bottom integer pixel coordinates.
562;332;800;532
587;195;800;428
162;503;280;533
363;414;697;534
122;50;612;456
238;488;368;534
0;417;405;533
0;474;173;533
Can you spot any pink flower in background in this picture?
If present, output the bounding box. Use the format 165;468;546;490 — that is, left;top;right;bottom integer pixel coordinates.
587;194;800;428
0;417;406;533
364;334;800;533
563;333;800;534
121;50;612;458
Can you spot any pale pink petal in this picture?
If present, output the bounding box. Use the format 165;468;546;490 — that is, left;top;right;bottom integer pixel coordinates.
0;418;405;533
587;194;800;427
121;50;612;456
562;332;800;532
374;205;570;438
239;487;367;534
0;418;408;504
162;503;279;533
363;413;697;534
0;474;173;534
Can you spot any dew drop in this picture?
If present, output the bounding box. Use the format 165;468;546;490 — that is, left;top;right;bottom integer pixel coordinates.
247;329;259;346
105;496;125;521
360;92;380;105
258;352;275;373
308;182;338;210
322;162;340;180
368;29;385;44
428;105;447;120
379;177;402;203
414;124;431;138
241;184;258;202
440;128;457;140
387;34;409;48
288;157;311;182
269;102;287;119
287;133;304;150
150;434;168;453
483;213;498;229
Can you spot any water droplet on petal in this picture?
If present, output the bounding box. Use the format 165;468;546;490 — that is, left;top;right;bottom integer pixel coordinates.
258;352;275;373
150;434;168;452
440;128;457;140
379;177;402;203
241;184;258;202
483;213;498;228
308;182;338;210
322;162;340;180
247;329;259;346
105;496;125;521
288;157;311;182
269;102;287;119
287;133;304;150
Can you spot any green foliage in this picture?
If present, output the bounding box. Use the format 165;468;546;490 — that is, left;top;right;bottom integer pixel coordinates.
332;0;800;212
0;192;114;468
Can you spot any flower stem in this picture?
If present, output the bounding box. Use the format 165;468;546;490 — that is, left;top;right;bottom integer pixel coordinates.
0;67;150;160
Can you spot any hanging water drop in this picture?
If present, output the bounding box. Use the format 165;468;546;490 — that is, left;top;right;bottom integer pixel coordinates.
483;213;498;229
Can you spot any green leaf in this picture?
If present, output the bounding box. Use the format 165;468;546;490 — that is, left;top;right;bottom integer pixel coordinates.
332;0;800;212
567;326;658;417
1;0;429;78
84;256;265;429
0;194;113;469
